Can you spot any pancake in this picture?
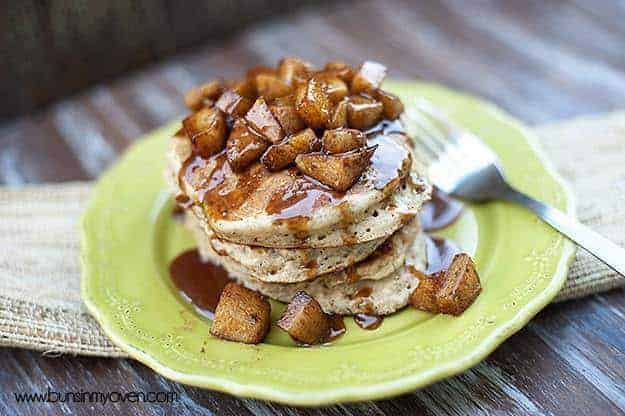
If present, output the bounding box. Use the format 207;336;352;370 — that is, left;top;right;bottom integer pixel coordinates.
185;210;420;283
169;121;431;248
185;171;429;250
185;212;427;314
232;232;427;315
205;226;386;283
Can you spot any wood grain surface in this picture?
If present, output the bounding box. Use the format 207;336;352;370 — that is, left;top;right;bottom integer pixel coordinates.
1;0;624;414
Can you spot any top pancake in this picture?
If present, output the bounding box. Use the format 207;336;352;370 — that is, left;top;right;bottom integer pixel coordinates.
170;121;431;248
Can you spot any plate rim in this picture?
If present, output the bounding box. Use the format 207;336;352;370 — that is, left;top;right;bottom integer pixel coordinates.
81;81;577;406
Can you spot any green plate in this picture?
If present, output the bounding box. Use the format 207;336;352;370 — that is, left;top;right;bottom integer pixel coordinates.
81;81;575;405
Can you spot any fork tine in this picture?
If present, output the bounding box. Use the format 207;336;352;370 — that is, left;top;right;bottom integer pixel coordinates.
417;99;500;166
403;110;446;160
414;99;460;139
412;99;485;169
403;103;471;171
404;107;447;153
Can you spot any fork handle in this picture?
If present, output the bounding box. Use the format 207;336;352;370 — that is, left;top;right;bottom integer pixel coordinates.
502;187;625;277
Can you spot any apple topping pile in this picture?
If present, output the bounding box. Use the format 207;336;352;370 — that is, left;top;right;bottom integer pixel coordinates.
182;58;404;192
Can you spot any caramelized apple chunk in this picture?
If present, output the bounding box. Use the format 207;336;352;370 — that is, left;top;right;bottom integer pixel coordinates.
210;283;271;344
321;128;366;154
226;119;269;172
408;268;440;314
277;291;330;345
255;73;292;100
409;253;482;316
245;97;285;143
216;90;253;118
184;80;223;111
375;89;404;119
295;145;376;192
351;60;387;94
228;78;257;99
315;74;349;103
347;95;384;129
246;65;276;81
261;128;319;171
182;107;227;157
328;99;348;129
295;78;332;129
436;253;482;316
278;57;313;86
324;61;355;83
269;100;305;135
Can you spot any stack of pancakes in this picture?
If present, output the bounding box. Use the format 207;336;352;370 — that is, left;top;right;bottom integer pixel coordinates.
168;123;432;315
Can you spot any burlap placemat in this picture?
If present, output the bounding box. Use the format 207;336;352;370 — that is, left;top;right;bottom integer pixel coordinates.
2;111;625;357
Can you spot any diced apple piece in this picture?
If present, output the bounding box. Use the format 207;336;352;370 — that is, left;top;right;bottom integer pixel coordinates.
261;128;319;171
295;78;331;129
436;253;482;316
321;128;366;154
182;107;227;157
184;87;206;111
184;80;223;111
255;73;292;100
277;291;330;345
409;253;481;316
288;128;320;153
269;102;305;135
375;89;404;119
278;57;313;85
295;145;376;192
210;283;271;344
324;61;355;83
216;90;253;118
328;99;348;129
351;61;387;94
315;75;349;103
246;65;277;80
408;268;440;314
226;119;269;172
245;97;285;143
272;94;296;107
347;95;383;129
229;78;257;98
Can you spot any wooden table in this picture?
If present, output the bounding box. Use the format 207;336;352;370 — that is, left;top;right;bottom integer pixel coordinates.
1;0;624;414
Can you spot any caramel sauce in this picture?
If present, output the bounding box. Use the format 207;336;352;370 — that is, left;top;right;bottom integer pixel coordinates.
304;259;319;279
172;194;192;221
354;286;373;298
181;152;266;220
266;170;341;224
420;187;464;232
346;265;360;282
367;135;411;191
342;233;358;246
171;204;186;221
175;193;192;208
179;118;409;227
205;154;266;219
169;249;233;319
418;187;465;275
354;314;384;330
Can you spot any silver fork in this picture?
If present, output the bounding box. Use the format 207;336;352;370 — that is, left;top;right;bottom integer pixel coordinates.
404;99;625;277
